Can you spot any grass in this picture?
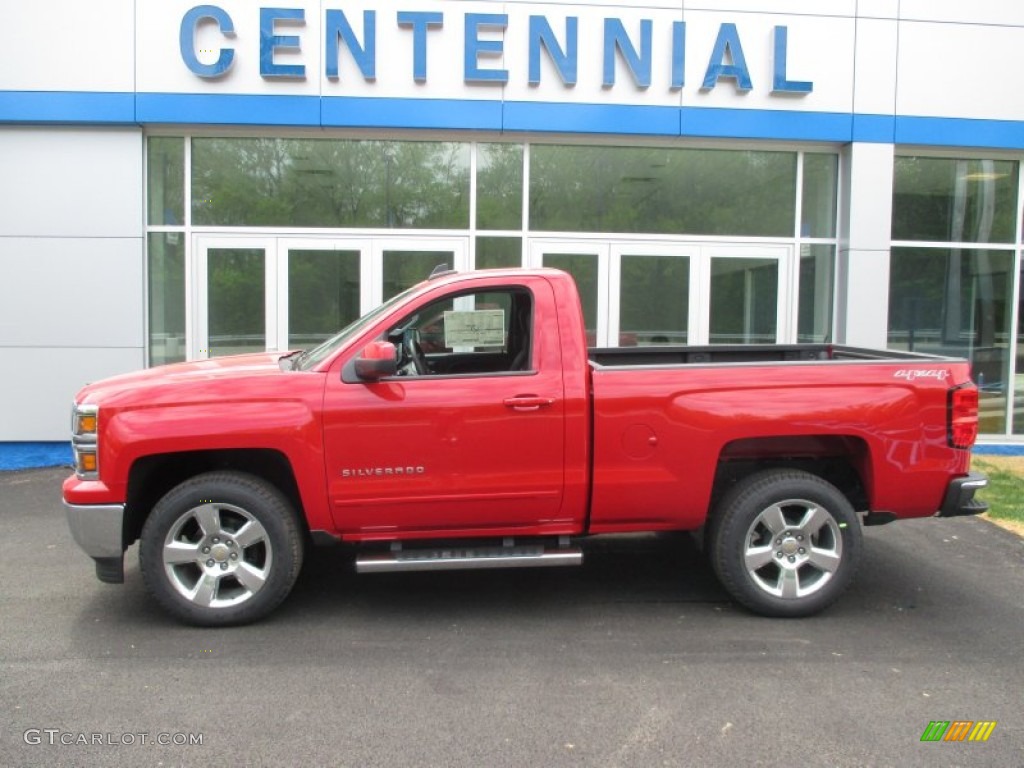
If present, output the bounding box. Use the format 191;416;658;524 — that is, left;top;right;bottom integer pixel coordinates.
971;456;1024;534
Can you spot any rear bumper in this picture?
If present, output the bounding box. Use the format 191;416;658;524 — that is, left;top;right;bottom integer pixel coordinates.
936;472;989;518
64;501;126;583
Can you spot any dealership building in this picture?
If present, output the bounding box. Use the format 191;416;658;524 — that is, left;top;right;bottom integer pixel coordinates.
2;0;1024;467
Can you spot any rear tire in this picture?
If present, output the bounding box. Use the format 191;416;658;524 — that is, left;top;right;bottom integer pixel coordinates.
139;471;304;626
708;469;861;617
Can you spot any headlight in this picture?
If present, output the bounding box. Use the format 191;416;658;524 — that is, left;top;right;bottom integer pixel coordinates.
71;403;100;480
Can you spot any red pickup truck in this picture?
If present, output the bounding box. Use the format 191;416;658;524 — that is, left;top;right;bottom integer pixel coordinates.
63;268;987;625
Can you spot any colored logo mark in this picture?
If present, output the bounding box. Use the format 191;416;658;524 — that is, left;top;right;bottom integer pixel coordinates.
920;721;997;743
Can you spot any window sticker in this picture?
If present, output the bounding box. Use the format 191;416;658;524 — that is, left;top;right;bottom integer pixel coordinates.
443;310;505;347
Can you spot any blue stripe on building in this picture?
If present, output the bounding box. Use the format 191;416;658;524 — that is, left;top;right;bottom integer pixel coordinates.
0;443;72;472
3;91;1024;150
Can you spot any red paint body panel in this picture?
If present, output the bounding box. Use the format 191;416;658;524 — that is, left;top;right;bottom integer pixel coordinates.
62;269;977;548
62;354;334;533
588;363;971;532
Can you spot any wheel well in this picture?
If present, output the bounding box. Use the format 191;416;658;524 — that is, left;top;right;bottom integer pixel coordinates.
123;449;305;547
709;435;871;516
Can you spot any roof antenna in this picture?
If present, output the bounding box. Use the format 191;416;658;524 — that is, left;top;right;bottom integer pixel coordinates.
428;263;456;280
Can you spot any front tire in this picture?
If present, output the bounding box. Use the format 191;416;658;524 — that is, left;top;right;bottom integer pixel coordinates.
708;469;862;617
139;471;304;626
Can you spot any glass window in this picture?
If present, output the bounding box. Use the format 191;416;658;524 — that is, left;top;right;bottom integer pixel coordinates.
387;289;533;376
475;237;522;269
892;157;1018;244
619;255;688;345
530;146;797;237
207;248;265;357
888;247;1013;433
147;233;185;366
288;249;361;349
798;244;834;342
147;137;184;226
801;154;838;238
192;138;470;229
477;144;523;230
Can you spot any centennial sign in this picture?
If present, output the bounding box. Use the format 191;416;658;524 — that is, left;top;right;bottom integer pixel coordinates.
180;5;813;95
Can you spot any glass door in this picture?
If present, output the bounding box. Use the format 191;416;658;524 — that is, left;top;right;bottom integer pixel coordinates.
287;237;465;347
374;238;469;303
530;239;794;348
529;241;610;347
700;245;793;345
193;236;276;360
192;236;468;360
611;244;699;347
278;238;370;352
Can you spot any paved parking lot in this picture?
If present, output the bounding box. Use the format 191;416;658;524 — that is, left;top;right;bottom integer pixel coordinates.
2;467;1022;767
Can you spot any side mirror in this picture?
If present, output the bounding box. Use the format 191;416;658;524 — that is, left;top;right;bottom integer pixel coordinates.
354;341;398;381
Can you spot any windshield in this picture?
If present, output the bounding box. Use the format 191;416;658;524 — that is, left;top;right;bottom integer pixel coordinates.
294;285;421;371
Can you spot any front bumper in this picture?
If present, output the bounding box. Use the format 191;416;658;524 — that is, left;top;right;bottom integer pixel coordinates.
64;501;126;583
936;472;989;518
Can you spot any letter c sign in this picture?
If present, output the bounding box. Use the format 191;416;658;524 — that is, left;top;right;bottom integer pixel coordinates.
180;5;236;78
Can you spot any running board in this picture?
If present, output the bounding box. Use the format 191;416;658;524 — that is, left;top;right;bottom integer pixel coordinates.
356;544;583;574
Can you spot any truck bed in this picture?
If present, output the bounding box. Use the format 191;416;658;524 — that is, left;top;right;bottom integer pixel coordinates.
585;344;975;535
588;344;956;368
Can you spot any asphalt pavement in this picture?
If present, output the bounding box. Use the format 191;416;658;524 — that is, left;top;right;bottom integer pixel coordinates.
1;467;1022;767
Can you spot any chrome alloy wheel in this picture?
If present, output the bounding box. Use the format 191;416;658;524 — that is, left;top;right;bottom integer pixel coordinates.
742;498;843;600
162;502;273;609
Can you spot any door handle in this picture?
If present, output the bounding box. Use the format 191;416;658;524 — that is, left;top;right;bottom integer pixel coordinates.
503;395;555;411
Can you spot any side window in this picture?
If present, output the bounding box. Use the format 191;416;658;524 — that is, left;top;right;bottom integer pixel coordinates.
388;289;533;376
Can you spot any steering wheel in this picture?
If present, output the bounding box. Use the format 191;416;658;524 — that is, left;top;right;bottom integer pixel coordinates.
401;329;429;376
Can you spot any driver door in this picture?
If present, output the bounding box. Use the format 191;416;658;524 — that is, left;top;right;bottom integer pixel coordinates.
322;279;568;537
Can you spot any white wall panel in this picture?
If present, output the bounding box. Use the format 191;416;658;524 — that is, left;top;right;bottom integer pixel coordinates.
134;1;857;113
0;0;135;91
852;17;897;116
0;127;144;442
840;142;895;253
835;142;894;350
680;11;855;113
899;0;1024;26
329;1;503;102
0;128;142;238
896;22;1024;121
0;238;143;348
856;0;899;20
503;5;684;108
0;348;144;441
138;0;322;98
507;0;679;8
834;247;890;348
3;0;1024;131
687;1;855;16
